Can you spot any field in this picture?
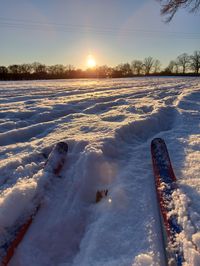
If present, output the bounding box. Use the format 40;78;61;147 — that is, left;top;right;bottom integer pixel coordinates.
0;77;200;266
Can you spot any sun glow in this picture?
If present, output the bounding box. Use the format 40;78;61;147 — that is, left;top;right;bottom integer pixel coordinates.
87;55;96;68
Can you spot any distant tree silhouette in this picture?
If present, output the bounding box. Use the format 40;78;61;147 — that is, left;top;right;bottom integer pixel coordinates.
121;63;132;76
166;60;176;73
48;64;65;77
114;63;132;77
131;60;143;75
0;66;8;74
96;65;112;78
177;53;190;74
190;51;200;74
32;62;47;77
112;67;123;78
20;64;33;74
115;63;132;77
168;59;179;74
8;65;21;74
65;65;75;78
160;0;200;22
153;59;161;73
0;66;8;80
143;57;154;75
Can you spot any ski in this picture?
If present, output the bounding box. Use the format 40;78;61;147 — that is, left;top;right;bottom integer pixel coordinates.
151;138;184;266
0;141;68;266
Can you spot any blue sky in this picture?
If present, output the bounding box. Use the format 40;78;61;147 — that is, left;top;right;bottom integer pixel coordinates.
0;0;200;69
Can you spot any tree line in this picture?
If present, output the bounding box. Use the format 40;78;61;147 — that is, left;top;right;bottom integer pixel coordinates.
0;50;199;80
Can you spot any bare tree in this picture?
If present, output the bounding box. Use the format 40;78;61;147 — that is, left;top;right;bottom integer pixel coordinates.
190;50;200;74
167;60;176;73
115;63;132;76
31;62;47;75
143;57;155;75
8;65;21;74
20;64;33;74
0;66;8;80
177;53;190;74
153;59;161;73
96;65;112;78
64;65;74;77
173;59;179;73
0;66;8;74
166;60;179;73
131;60;144;75
122;63;132;76
160;0;200;22
65;64;75;72
47;65;65;76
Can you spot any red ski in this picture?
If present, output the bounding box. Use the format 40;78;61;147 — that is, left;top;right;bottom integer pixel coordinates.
0;141;68;266
151;138;184;266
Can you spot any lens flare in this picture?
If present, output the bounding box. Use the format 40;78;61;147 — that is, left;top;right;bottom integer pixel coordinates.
108;198;112;203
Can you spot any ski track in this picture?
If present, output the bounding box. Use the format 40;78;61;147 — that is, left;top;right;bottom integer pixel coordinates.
0;77;200;266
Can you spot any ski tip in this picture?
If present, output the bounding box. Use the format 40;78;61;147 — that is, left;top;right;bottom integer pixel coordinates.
55;142;68;153
151;138;165;147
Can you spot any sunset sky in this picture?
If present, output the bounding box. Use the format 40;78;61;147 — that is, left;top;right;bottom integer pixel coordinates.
0;0;200;69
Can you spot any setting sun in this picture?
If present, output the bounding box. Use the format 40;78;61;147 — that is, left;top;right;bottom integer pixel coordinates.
87;55;96;68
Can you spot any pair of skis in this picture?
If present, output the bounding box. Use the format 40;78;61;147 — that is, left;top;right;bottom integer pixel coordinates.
0;138;187;266
0;142;68;266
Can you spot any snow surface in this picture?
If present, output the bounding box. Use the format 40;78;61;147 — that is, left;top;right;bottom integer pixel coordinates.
0;77;199;266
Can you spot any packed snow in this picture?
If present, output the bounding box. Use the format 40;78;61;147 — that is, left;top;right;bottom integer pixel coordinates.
0;77;199;266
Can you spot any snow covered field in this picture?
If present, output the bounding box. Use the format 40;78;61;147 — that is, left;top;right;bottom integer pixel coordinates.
0;77;200;266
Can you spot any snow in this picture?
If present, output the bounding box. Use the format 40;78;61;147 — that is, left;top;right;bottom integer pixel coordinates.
0;77;199;265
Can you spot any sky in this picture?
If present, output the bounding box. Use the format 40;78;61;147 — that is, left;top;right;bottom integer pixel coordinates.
0;0;200;69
